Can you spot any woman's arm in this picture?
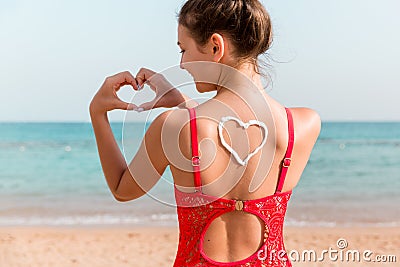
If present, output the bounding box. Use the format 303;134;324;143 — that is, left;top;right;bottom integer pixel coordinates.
89;71;141;201
89;71;172;202
111;110;171;201
90;108;171;202
89;111;129;198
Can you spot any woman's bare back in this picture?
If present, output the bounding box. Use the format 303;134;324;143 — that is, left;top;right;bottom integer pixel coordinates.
168;90;321;262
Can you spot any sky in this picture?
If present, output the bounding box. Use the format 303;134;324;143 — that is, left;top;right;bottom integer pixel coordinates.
0;0;399;122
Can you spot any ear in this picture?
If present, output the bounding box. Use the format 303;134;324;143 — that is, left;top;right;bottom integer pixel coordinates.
209;33;225;62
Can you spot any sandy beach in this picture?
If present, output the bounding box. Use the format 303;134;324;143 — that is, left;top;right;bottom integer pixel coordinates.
0;226;398;267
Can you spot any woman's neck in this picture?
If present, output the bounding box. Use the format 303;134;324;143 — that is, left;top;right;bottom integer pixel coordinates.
215;62;264;97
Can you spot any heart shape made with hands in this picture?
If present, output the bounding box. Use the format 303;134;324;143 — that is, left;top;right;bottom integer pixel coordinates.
133;75;177;112
218;116;268;166
131;83;160;112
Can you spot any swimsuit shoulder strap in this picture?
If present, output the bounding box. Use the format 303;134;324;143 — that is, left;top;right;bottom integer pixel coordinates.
275;107;295;193
188;107;294;194
188;107;202;192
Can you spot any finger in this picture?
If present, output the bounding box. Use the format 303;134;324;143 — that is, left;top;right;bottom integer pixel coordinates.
119;81;137;89
136;98;161;111
114;100;137;111
145;80;156;91
134;79;143;91
135;68;156;88
136;101;153;111
110;71;138;90
111;81;136;93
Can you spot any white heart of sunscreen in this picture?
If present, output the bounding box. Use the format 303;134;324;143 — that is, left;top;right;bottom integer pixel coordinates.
218;116;268;166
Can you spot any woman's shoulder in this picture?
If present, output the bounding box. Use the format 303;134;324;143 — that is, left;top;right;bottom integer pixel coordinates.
147;108;190;134
149;106;321;143
289;107;321;124
288;106;321;144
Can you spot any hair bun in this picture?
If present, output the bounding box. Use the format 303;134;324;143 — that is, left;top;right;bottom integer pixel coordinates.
179;0;273;58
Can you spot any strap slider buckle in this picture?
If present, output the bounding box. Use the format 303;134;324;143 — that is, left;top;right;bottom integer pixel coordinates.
283;158;291;168
192;156;200;166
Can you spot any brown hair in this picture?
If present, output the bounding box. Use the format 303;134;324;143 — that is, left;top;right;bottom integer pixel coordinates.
178;0;273;75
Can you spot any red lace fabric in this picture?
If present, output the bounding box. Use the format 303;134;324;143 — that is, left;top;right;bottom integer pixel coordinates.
173;107;294;267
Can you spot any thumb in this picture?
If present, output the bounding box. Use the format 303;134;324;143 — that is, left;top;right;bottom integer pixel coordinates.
136;99;160;112
115;100;136;111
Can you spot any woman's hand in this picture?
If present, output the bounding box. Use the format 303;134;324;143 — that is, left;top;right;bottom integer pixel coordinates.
89;71;139;116
135;68;195;111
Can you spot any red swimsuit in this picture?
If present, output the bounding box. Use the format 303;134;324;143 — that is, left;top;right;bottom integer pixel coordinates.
173;107;294;267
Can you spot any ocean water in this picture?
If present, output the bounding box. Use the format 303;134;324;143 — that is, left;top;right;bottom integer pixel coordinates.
0;121;399;227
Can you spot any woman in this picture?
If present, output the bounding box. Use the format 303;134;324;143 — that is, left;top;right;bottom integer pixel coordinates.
90;0;321;266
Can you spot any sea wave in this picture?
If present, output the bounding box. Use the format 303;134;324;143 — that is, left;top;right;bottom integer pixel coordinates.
0;213;178;227
1;213;399;228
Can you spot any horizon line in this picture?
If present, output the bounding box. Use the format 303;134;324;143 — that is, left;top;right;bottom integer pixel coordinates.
1;120;399;123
